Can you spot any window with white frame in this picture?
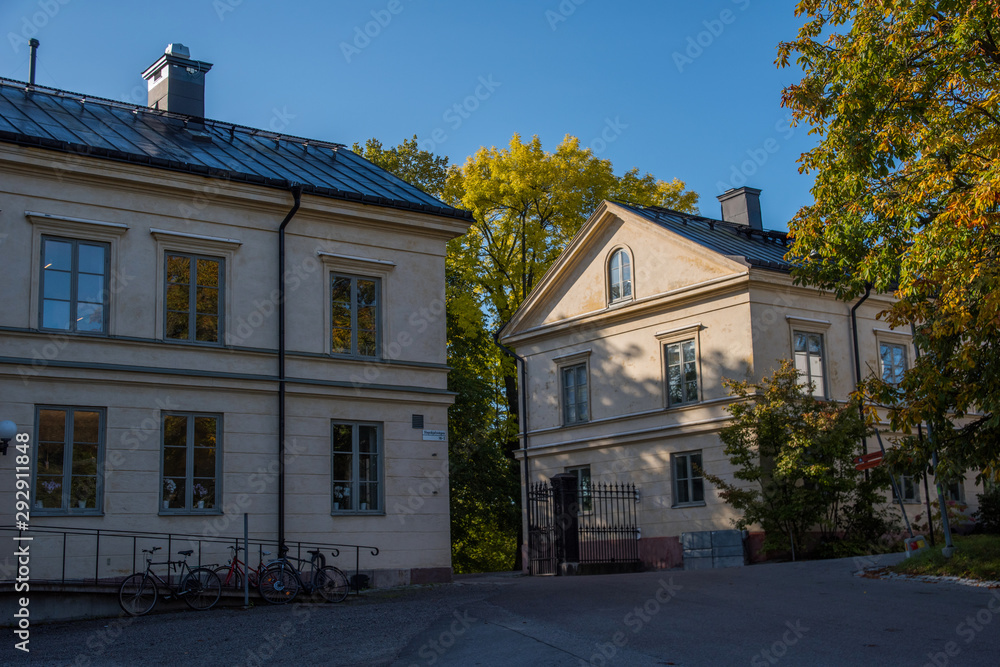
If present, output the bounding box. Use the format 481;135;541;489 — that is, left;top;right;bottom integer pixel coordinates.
40;236;109;334
331;274;380;357
672;451;705;506
161;413;221;512
565;465;592;513
34;407;105;513
608;248;633;304
332;421;381;513
945;481;964;502
879;342;907;386
165;253;224;344
793;331;827;398
666;339;699;406
561;363;589;425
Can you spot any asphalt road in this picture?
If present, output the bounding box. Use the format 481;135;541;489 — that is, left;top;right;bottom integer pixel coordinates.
5;553;999;666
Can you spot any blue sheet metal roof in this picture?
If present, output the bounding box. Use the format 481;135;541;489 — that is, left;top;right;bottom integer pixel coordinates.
618;202;791;271
0;78;471;221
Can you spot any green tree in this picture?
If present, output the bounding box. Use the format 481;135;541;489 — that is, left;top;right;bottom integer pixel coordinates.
777;1;1000;481
352;136;521;571
354;133;697;571
444;133;698;427
351;135;449;197
703;361;888;557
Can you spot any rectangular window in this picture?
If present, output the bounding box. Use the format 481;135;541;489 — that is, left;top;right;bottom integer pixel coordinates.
40;236;109;333
892;474;920;503
945;481;964;503
561;363;589;425
793;331;826;398
331;275;380;357
666;339;698;406
673;451;704;506
332;422;381;513
33;407;104;513
566;465;592;513
165;253;223;343
162;413;220;512
880;342;907;386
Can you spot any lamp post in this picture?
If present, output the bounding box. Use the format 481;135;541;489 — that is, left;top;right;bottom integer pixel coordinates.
0;420;17;456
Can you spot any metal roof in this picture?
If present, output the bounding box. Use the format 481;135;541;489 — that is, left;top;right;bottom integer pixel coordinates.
0;78;471;221
618;202;791;271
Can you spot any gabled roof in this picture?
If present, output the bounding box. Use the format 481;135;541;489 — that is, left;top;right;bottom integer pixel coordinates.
616;202;790;271
0;78;471;221
500;200;793;341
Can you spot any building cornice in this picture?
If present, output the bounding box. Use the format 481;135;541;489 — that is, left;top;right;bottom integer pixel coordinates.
502;271;748;347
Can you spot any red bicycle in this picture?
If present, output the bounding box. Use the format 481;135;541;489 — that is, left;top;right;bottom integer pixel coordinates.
214;545;271;590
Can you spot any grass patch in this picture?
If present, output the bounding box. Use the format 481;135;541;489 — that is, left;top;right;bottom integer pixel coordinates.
891;534;1000;581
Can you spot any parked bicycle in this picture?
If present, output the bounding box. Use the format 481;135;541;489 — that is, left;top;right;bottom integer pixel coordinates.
214;545;272;590
118;547;222;616
258;548;349;604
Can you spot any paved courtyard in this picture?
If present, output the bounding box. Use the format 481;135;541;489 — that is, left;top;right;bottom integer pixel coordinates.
6;553;999;666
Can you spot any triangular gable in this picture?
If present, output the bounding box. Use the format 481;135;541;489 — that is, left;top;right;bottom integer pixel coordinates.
501;201;749;339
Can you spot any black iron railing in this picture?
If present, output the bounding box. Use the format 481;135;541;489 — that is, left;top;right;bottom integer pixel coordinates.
526;480;640;574
0;525;379;594
578;482;640;566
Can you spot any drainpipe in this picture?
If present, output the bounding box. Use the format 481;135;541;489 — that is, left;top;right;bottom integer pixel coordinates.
493;331;531;567
850;283;872;460
493;331;530;477
277;185;303;553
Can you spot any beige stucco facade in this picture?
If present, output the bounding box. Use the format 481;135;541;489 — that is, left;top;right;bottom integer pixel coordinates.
0;132;468;584
501;200;979;571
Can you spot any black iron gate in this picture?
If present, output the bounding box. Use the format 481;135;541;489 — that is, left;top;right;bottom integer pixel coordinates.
527;481;556;575
527;475;640;575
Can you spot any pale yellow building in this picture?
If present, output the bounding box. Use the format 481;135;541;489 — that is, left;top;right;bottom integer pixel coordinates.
500;191;975;571
0;45;470;586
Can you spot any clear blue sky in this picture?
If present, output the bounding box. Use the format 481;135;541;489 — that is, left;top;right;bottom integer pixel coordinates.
2;0;815;230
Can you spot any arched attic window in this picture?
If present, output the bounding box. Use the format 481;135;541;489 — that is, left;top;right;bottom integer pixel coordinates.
608;248;633;304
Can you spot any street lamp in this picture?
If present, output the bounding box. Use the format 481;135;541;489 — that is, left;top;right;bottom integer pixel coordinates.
0;420;17;456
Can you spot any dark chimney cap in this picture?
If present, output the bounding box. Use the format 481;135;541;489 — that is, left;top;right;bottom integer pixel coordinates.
717;187;763;231
141;44;213;118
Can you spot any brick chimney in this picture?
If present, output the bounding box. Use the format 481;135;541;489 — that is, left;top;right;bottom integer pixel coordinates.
717;187;763;231
141;44;213;118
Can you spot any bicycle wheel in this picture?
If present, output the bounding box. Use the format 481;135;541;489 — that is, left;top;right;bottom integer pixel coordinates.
314;566;349;603
258;563;300;604
181;567;222;610
119;573;158;616
214;565;243;590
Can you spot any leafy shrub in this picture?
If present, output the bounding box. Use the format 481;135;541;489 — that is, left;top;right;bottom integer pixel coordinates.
973;486;1000;534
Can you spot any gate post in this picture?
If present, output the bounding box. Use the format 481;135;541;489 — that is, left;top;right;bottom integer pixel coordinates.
551;473;580;575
